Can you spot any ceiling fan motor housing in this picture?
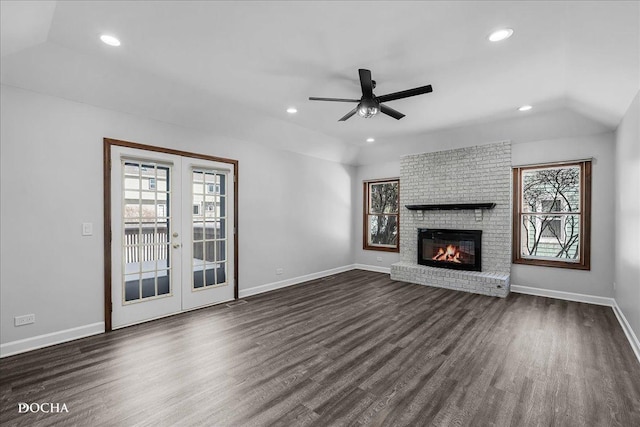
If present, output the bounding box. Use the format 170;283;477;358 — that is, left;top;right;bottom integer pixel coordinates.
358;98;380;118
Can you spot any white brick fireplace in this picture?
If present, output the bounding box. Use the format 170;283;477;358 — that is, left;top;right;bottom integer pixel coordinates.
390;141;512;297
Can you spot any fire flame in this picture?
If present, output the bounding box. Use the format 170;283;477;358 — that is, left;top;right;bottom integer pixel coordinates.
432;245;462;263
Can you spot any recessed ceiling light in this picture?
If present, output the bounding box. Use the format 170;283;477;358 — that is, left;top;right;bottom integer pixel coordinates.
518;105;533;112
488;28;513;42
366;137;375;143
100;34;121;47
286;107;297;114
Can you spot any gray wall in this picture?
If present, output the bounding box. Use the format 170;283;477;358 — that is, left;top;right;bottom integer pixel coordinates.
511;133;616;297
353;161;400;269
355;133;616;299
615;92;640;339
0;85;355;346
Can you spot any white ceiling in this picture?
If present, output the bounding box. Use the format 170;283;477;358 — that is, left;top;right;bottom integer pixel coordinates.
1;1;638;164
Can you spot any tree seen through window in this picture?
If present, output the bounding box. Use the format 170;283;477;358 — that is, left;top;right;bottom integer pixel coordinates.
513;160;591;270
364;179;399;251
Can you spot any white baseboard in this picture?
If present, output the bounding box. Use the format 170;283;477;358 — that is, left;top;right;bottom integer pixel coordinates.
0;322;105;358
511;284;639;364
510;284;615;306
2;266;358;358
353;264;391;274
4;275;636;367
612;300;640;364
238;264;356;298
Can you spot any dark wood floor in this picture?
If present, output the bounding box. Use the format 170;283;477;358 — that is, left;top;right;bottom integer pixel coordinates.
1;270;639;426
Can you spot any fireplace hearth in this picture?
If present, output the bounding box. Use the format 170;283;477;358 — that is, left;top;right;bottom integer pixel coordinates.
418;228;482;271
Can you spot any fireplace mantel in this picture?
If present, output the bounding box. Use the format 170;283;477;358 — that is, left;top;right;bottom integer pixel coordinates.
405;203;496;211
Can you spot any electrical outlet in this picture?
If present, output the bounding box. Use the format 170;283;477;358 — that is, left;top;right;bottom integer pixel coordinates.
376;256;383;262
15;314;35;326
613;282;616;290
276;268;284;275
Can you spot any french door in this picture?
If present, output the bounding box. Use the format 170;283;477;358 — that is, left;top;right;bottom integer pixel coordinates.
110;144;235;329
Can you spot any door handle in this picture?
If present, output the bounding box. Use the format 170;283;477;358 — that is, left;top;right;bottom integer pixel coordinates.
173;243;181;249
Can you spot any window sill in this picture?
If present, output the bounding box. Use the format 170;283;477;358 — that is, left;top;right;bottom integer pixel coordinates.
512;258;590;270
363;245;399;253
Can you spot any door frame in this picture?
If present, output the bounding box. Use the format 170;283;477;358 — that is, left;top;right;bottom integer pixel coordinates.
103;138;239;331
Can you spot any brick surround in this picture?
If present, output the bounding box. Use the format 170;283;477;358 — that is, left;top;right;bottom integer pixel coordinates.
391;141;512;297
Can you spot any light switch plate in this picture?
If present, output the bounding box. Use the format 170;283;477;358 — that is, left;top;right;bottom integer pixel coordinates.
82;222;93;236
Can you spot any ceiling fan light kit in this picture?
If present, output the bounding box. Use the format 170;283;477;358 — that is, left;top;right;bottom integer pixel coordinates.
357;99;379;118
309;68;433;121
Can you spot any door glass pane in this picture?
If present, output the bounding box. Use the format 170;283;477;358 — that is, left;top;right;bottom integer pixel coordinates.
215;262;226;285
216;219;226;239
193;269;205;289
215;240;226;262
192;169;228;289
122;161;172;303
193;220;204;242
219;174;226;195
205;264;217;286
124;274;141;302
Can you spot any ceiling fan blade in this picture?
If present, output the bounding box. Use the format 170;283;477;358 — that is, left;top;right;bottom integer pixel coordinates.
380;104;405;120
338;107;358;121
309;97;360;102
377;84;433;103
359;69;374;99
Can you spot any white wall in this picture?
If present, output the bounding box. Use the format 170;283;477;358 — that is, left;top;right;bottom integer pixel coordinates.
352;160;400;270
0;85;354;347
615;92;640;338
511;133;616;297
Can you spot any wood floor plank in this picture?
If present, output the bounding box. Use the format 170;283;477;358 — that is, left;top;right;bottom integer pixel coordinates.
1;270;639;426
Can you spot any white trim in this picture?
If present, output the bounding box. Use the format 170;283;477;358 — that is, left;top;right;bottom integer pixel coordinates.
239;265;356;298
0;322;105;358
238;263;392;299
612;300;640;364
510;284;614;306
353;264;391;274
511;283;640;364
4;276;636;367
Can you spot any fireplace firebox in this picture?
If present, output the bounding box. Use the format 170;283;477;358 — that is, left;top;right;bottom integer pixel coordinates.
417;228;482;271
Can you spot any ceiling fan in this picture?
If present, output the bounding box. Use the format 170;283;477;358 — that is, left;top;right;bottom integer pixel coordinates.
309;69;433;121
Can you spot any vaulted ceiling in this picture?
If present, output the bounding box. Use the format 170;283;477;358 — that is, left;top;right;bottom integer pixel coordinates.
2;1;638;164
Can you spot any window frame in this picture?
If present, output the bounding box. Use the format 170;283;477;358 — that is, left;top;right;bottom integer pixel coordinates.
363;178;400;253
512;160;591;270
